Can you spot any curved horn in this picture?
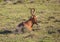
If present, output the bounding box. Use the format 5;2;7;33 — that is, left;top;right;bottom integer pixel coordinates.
29;8;35;16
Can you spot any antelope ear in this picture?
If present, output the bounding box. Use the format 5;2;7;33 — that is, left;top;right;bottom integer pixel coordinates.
36;16;37;18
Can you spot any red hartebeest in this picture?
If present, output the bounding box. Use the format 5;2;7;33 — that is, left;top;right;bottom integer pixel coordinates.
15;8;38;33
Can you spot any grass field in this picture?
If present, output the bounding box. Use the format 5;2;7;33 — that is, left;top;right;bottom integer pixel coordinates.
0;0;60;42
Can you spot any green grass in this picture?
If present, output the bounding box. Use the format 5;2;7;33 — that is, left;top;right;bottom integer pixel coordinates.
0;0;60;42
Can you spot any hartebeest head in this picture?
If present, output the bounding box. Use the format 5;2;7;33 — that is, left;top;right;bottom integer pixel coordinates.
30;8;38;25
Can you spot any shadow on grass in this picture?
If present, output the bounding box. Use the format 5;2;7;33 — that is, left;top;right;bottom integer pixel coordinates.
0;30;12;34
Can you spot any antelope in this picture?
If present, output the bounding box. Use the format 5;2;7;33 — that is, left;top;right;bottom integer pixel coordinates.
15;8;38;33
